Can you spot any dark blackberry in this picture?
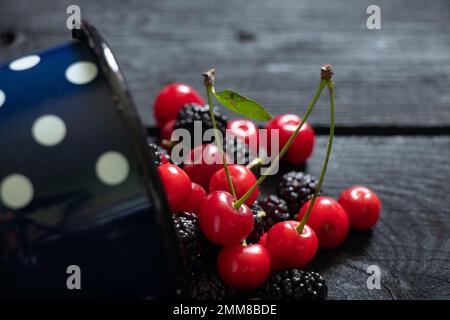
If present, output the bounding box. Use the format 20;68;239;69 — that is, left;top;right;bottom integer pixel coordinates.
259;269;327;300
175;103;227;148
246;201;266;244
190;264;235;300
259;195;290;231
148;143;171;166
277;171;320;215
172;212;210;270
224;137;257;166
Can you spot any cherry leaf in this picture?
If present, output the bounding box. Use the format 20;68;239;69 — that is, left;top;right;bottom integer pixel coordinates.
214;90;272;121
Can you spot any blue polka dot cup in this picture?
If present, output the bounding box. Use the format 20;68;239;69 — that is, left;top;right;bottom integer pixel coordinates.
0;22;185;298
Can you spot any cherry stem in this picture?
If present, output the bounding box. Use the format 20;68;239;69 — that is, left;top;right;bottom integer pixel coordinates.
203;69;237;200
246;157;263;171
257;210;267;218
161;139;176;151
233;79;327;210
296;78;335;233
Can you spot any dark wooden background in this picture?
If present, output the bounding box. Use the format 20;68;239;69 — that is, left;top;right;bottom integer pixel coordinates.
1;0;449;299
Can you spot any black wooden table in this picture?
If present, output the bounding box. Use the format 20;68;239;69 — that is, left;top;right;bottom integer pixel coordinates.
1;0;449;300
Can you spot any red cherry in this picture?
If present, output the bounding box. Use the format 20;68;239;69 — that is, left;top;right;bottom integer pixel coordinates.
183;144;232;190
265;114;315;164
217;244;271;291
266;220;318;268
298;196;349;248
235;232;285;271
227;119;259;146
157;164;191;212
198;191;254;246
209;164;259;206
177;182;207;214
258;232;267;247
153;83;204;127
160;119;175;143
338;186;381;231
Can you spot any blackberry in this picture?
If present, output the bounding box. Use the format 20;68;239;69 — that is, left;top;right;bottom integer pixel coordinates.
224;137;257;166
259;195;290;231
277;171;320;215
172;212;210;270
190;266;234;300
148;143;171;166
175;103;227;148
259;269;327;300
246;202;266;244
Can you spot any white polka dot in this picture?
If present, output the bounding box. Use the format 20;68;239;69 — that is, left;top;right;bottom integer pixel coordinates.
32;115;67;146
9;55;41;71
65;61;98;85
96;151;130;186
0;90;5;108
1;174;34;209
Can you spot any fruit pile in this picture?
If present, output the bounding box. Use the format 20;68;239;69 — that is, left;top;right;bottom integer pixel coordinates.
150;67;381;300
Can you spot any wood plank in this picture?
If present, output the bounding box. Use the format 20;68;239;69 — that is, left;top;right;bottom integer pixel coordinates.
1;0;450;127
258;136;450;299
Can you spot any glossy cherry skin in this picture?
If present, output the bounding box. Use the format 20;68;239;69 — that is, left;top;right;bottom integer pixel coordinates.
157;164;191;212
266;221;318;268
209;164;259;206
298;196;350;248
338;186;381;231
265;114;315;164
176;182;207;214
160;119;176;143
198;191;254;246
258;232;267;247
227;119;259;146
217;244;271;291
257;233;285;270
153;83;204;127
183;144;232;190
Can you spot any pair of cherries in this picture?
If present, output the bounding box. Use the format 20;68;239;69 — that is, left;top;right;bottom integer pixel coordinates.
296;187;381;249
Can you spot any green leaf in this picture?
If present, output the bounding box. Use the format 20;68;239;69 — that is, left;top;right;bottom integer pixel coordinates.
213;90;272;121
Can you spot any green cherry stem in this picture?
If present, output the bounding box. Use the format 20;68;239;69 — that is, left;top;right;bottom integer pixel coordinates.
246;157;263;171
203;69;237;200
297;74;335;233
233;78;327;210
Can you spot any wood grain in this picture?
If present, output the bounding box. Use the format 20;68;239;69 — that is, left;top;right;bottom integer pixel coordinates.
259;136;450;299
1;0;450;127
